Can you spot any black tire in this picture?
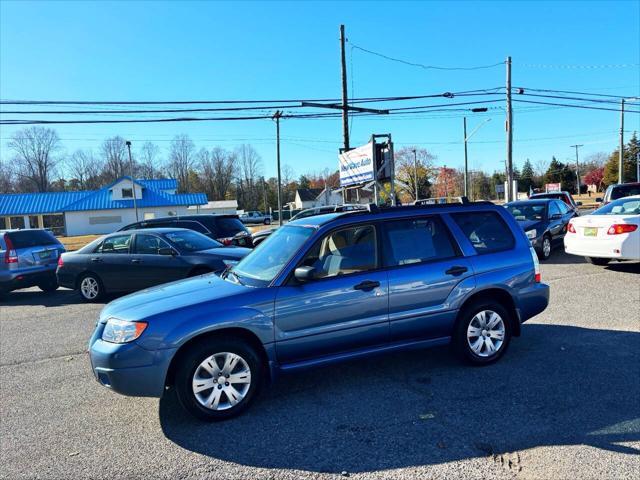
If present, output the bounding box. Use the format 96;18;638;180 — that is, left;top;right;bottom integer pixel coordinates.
38;279;59;293
585;256;610;266
537;235;552;261
77;273;104;302
175;337;263;421
453;300;512;366
264;218;271;225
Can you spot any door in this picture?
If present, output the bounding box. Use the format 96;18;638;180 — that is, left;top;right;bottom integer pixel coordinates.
274;224;389;364
129;234;187;289
382;216;474;342
547;201;566;244
91;234;136;291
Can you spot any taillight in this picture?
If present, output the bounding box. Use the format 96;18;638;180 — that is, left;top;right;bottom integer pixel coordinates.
567;222;576;234
220;237;233;246
607;224;638;235
57;255;64;267
3;234;18;264
530;246;541;283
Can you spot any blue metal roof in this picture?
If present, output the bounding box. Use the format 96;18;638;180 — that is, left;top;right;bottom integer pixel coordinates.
0;178;206;216
137;179;178;190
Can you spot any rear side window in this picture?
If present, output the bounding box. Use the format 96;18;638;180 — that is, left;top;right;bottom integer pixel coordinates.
175;220;209;234
612;184;640;200
98;234;131;254
6;230;58;248
383;216;457;266
452;211;515;254
214;217;248;237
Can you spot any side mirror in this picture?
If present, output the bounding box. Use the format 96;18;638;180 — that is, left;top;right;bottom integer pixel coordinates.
595;197;603;203
158;247;176;256
294;266;316;282
576;201;582;206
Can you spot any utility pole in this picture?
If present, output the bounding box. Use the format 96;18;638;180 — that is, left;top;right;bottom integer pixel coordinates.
272;111;283;226
412;149;419;201
463;117;469;198
505;56;513;202
570;144;583;195
619;98;625;184
125;140;139;222
340;24;349;152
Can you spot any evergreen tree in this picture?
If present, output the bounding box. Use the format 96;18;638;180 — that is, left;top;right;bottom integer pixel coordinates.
520;159;535;192
603;132;639;185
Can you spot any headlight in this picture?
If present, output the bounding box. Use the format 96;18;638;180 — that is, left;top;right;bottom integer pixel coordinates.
526;229;537;240
102;318;147;344
222;259;239;267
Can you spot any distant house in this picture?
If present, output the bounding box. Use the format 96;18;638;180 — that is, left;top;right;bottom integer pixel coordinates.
291;187;343;210
188;200;239;215
0;177;207;236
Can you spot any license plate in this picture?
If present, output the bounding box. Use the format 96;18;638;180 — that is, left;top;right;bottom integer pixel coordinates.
38;250;57;260
583;227;598;237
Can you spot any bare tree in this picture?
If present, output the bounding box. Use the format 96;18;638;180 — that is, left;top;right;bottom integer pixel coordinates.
168;134;195;192
394;146;436;201
138;142;161;179
0;158;14;193
100;136;129;182
67;149;101;189
8;127;61;192
235;144;263;209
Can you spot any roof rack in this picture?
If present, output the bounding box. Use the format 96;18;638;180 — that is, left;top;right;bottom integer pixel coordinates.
340;200;496;217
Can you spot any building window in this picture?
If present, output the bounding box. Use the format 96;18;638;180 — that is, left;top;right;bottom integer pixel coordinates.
89;216;123;225
143;212;155;220
122;188;133;198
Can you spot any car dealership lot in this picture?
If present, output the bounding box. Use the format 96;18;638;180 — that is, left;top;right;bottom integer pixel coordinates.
1;252;638;479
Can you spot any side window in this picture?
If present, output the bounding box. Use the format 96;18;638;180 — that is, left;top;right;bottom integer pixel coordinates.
134;234;170;254
151;221;175;228
549;202;561;217
383;216;457;267
557;201;570;215
98;234;131;254
299;224;377;279
451;211;515;254
175;220;209;234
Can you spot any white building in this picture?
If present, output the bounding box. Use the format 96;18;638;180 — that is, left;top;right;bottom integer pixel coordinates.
0;177;207;236
290;187;343;210
188;200;238;215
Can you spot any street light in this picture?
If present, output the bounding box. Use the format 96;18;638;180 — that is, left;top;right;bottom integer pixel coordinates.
125;140;139;222
463;117;492;198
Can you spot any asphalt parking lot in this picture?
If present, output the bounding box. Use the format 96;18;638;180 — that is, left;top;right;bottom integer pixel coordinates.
1;251;638;479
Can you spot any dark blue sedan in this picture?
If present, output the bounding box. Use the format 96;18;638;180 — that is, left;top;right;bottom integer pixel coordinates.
57;228;249;301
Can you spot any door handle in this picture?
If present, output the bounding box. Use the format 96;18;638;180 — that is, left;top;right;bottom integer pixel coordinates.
445;266;468;276
90;257;102;263
131;259;141;264
354;280;380;291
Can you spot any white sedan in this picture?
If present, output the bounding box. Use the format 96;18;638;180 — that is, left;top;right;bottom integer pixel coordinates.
564;195;640;265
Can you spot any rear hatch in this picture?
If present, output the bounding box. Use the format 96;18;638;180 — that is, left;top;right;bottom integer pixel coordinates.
4;230;64;267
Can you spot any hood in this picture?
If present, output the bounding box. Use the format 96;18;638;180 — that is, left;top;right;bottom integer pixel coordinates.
517;219;544;232
197;246;250;260
99;274;249;322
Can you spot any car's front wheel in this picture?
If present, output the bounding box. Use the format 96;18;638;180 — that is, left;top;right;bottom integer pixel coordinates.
38;278;59;293
264;218;271;225
175;338;263;421
78;273;104;302
585;256;610;266
454;301;512;365
537;235;552;261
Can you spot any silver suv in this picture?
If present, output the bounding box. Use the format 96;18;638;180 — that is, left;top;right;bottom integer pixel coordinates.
0;229;65;295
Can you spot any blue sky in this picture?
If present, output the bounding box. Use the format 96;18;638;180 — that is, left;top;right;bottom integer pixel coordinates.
1;0;639;179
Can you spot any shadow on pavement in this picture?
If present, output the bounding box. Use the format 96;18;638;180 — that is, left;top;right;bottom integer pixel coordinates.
0;287;124;307
541;249;587;265
159;324;640;474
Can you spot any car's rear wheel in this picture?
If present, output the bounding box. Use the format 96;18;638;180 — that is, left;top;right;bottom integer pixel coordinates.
175;338;262;421
585;256;610;266
264;218;271;225
454;301;512;365
78;273;104;302
537;235;552;261
38;278;59;293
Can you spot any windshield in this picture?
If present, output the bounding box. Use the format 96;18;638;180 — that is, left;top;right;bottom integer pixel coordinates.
506;204;546;221
164;230;222;251
592;197;640;215
230;225;314;286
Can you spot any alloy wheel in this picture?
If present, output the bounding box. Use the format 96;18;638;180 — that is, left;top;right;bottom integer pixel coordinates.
192;352;251;411
466;310;505;358
543;237;551;258
80;277;99;299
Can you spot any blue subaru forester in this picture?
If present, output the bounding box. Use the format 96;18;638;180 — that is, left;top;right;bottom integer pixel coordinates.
89;202;549;420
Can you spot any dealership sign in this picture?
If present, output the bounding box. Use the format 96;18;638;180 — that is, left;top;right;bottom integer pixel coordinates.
546;183;561;193
339;142;375;187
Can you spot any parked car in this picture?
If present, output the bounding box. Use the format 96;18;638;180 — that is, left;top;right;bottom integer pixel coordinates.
504;199;577;260
564;195;640;265
597;182;640;206
88;202;549;421
120;214;253;248
529;191;581;213
57;228;250;301
240;211;272;225
252;204;367;247
0;229;65;295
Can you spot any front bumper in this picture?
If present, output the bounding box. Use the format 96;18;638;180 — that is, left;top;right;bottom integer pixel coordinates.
88;323;176;398
0;265;57;292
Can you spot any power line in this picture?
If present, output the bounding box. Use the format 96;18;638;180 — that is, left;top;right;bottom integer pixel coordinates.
515;87;639;100
519;62;640;69
513;99;640;113
349;41;504;71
